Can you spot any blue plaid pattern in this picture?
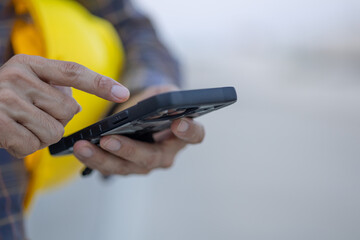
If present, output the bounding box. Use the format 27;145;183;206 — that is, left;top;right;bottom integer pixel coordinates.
0;149;27;240
0;0;181;239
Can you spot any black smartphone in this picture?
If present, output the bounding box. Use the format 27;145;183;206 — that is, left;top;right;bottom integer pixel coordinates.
49;86;237;156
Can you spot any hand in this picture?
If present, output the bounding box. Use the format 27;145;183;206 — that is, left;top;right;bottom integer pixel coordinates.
73;85;205;176
0;54;129;158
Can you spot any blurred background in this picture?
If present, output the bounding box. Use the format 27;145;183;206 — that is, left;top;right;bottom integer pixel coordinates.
26;0;360;239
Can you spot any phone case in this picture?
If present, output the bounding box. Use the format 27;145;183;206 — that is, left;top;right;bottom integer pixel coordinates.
49;87;237;156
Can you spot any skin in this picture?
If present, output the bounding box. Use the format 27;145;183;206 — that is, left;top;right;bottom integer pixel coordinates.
0;54;129;158
73;85;206;176
0;54;205;175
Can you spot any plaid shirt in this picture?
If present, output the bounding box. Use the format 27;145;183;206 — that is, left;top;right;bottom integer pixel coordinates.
0;0;181;239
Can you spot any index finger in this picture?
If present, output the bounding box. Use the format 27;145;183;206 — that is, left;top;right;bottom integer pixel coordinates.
15;55;129;102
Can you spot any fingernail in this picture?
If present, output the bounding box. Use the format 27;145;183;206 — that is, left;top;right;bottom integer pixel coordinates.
111;85;129;101
78;147;93;158
177;120;189;132
104;138;121;151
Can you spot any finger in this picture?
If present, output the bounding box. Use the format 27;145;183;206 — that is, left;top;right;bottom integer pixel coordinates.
171;118;205;144
28;80;81;126
0;92;64;147
11;54;130;103
9;71;81;125
73;140;150;176
51;85;72;96
0;113;41;158
0;60;80;125
99;135;186;169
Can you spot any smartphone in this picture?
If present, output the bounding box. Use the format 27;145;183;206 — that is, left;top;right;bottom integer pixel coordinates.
49;86;237;156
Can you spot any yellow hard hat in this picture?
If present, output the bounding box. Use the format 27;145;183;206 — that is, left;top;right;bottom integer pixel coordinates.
12;0;125;209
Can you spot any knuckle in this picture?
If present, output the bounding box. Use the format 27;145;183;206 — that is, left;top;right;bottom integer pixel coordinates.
0;114;12;130
161;158;175;169
9;54;42;67
0;88;19;105
60;97;79;120
58;110;73;123
9;54;30;64
60;61;84;80
142;157;156;170
0;136;12;152
29;137;41;153
0;65;23;82
67;98;80;115
49;121;65;143
6;147;25;159
0;123;13;150
6;134;40;158
93;74;108;91
11;152;25;159
0;114;42;158
143;148;162;169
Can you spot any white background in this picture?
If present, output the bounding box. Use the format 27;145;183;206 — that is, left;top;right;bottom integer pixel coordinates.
27;0;360;239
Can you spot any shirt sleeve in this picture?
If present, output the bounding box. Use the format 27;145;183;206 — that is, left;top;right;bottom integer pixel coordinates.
76;0;182;93
0;1;16;65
